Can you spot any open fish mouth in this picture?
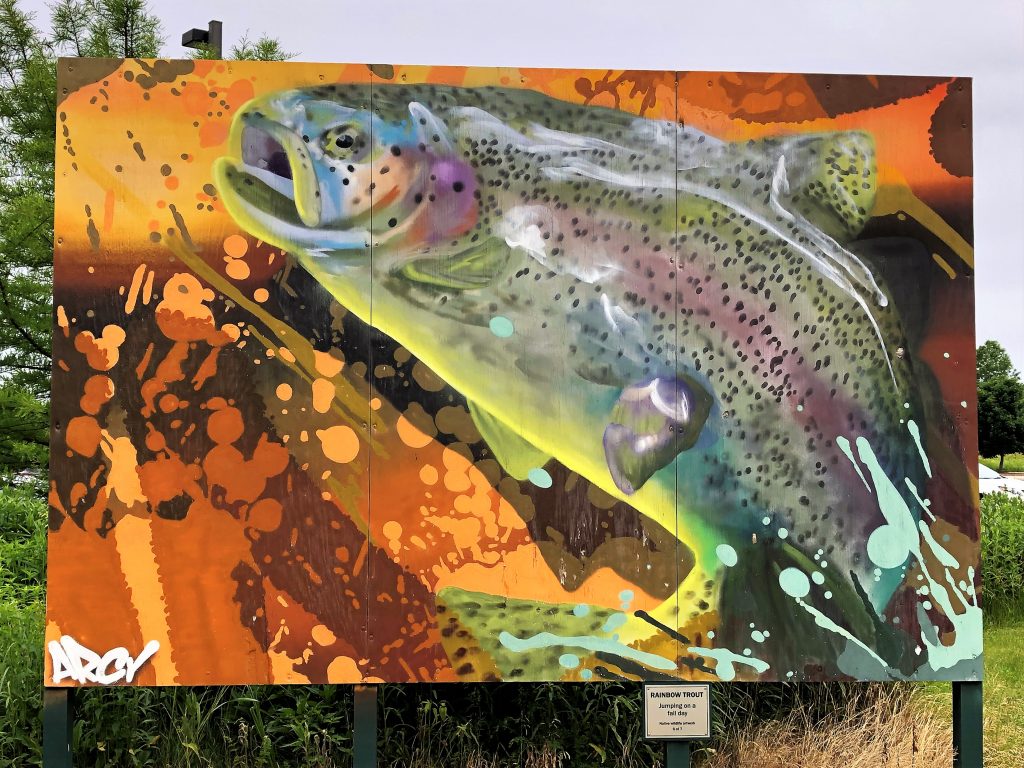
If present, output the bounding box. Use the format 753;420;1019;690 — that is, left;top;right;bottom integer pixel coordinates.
213;118;370;255
242;124;293;182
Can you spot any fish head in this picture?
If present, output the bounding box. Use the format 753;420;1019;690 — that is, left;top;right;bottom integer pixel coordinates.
213;85;478;281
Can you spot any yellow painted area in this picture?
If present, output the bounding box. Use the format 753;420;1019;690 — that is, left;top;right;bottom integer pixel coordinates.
267;624;311;684
114;515;178;684
875;185;975;268
932;253;957;279
99;431;146;508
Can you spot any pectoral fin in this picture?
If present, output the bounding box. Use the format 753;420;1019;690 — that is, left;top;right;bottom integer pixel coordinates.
468;401;550;480
603;376;712;495
399;239;510;290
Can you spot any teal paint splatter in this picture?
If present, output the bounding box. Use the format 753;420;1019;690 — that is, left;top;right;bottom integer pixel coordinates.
498;630;675;671
838;432;981;673
602;613;627;633
489;316;514;337
836;436;870;490
572;604;590;618
778;528;789;540
715;544;738;567
558;653;580;669
581;669;593;680
527;468;553;488
811;571;825;585
689;646;769;681
906;478;936;522
907;420;932;478
856;436;918;570
779;568;810;599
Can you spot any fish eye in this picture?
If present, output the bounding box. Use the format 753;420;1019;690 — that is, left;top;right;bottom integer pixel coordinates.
321;123;365;162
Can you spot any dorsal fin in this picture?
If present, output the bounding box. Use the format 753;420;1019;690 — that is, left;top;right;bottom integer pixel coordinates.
776;131;877;241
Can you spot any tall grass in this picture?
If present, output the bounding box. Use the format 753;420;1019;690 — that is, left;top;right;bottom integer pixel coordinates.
981;493;1024;620
2;487;1020;766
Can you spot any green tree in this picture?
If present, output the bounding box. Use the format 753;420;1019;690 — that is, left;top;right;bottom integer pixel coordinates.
978;374;1024;471
187;32;295;61
0;0;294;479
0;1;297;760
0;0;164;478
50;0;163;59
977;339;1018;386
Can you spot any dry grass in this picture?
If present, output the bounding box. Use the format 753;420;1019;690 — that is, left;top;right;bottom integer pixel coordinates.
700;685;952;768
399;745;568;768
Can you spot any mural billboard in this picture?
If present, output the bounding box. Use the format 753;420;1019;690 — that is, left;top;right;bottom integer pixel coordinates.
48;60;980;686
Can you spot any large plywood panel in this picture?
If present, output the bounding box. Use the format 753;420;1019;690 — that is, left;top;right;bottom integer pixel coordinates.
47;61;979;685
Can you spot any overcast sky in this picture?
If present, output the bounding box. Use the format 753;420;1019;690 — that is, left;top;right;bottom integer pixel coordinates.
25;0;1024;370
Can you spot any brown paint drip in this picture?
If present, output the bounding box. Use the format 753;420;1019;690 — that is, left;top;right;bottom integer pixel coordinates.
930;79;973;178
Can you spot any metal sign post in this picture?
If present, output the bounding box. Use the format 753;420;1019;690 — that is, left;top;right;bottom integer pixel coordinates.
952;680;983;768
353;684;378;767
42;688;73;768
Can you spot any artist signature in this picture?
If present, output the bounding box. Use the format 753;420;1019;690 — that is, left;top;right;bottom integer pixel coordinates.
48;635;159;685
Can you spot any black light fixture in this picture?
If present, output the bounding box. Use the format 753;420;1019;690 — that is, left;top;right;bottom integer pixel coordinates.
181;20;223;59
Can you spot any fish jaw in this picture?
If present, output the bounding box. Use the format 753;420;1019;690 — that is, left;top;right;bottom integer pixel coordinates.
213;97;376;255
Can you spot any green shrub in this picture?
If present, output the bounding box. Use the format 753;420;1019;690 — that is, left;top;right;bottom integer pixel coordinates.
0;484;46;766
981;492;1024;619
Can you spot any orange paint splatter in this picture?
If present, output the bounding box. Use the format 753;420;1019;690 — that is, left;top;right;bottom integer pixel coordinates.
207;405;245;444
246;498;283;531
198;120;229;148
396;415;433;449
74;325;126;371
65;415;101;457
316;426;360;464
225;259;250;280
223;235;248;258
99;431;146;507
311;378;335;413
155;273;236;346
80;375;114;415
311;624;337;646
313;350;344;377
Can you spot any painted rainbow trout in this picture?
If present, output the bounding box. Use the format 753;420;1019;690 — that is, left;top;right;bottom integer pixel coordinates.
214;83;951;674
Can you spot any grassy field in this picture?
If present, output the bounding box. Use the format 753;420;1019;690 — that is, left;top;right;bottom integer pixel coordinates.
981;454;1024;473
919;619;1024;768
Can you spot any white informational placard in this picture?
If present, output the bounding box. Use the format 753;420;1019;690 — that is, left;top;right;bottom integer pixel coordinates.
643;683;711;740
